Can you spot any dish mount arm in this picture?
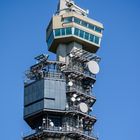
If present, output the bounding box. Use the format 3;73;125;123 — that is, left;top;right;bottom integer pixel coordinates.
57;0;89;16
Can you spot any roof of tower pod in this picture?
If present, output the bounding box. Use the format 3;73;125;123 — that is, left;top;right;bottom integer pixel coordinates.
56;0;103;27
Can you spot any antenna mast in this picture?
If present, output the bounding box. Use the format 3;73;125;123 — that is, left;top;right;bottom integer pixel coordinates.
57;0;89;16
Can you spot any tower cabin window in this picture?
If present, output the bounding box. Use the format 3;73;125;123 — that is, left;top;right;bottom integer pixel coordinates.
55;29;61;36
63;17;102;33
66;27;72;35
95;27;102;33
54;27;100;45
63;17;73;23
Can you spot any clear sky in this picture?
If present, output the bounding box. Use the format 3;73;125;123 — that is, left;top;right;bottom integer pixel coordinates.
0;0;140;140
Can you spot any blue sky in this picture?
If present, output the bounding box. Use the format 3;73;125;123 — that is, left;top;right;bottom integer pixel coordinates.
0;0;140;140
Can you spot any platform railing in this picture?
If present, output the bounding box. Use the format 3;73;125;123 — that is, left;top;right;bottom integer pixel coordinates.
23;126;97;140
65;106;96;120
66;86;92;95
24;71;65;85
63;65;96;79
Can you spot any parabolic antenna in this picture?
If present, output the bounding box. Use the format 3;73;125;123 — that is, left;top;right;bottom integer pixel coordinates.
73;94;77;98
71;97;76;102
77;97;81;101
79;102;88;113
50;122;54;127
87;61;100;74
68;81;73;86
69;53;74;58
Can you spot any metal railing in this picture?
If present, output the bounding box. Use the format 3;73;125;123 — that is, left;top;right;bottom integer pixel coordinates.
63;65;96;79
23;126;97;140
67;86;92;95
65;106;96;120
45;72;65;79
24;72;65;85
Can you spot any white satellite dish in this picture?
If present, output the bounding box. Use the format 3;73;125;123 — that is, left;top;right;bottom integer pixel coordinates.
90;99;94;103
71;97;76;102
87;60;100;74
59;127;62;131
73;94;77;98
50;122;54;127
89;107;93;111
68;81;73;86
79;102;88;113
69;53;74;58
77;97;81;101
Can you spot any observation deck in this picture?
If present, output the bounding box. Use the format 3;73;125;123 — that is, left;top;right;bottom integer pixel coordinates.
46;12;103;53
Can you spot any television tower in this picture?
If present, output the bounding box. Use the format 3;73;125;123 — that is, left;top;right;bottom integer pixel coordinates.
23;0;103;140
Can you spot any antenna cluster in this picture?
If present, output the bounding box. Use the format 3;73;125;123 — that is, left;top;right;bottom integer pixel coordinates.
23;0;103;140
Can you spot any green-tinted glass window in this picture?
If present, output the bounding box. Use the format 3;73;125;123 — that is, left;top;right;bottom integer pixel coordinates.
74;28;79;36
66;27;72;35
61;28;65;36
89;34;94;42
84;32;89;40
55;29;61;36
74;17;81;24
89;24;95;30
95;27;102;33
63;17;73;23
95;36;99;44
47;32;54;47
81;21;88;27
79;30;84;38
